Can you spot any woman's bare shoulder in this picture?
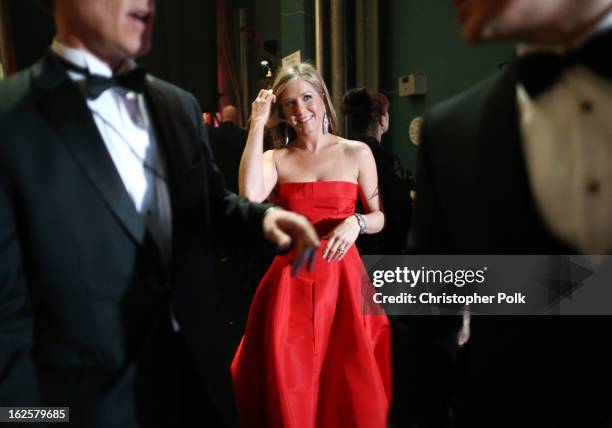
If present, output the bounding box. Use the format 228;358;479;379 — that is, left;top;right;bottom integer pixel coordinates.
264;148;288;159
335;137;372;157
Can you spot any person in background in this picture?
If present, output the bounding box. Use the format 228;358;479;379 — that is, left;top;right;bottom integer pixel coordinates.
342;87;413;255
208;104;274;353
342;89;443;428
414;0;612;426
232;63;392;427
0;1;319;426
208;105;247;194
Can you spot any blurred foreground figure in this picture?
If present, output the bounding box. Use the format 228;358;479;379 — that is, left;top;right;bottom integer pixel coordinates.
413;0;612;426
0;1;318;426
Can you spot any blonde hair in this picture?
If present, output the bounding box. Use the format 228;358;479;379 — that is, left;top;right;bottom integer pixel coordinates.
267;62;338;149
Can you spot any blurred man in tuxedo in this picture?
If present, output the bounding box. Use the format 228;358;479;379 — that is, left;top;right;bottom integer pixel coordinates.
208;105;247;194
413;0;612;426
0;0;318;427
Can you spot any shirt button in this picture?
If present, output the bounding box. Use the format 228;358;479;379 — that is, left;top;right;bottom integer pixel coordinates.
580;100;593;113
586;180;600;194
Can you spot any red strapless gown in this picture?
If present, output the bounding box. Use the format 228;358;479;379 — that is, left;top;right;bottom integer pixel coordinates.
231;181;391;428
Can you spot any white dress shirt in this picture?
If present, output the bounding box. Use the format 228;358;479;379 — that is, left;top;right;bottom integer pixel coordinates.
51;40;173;269
517;11;612;254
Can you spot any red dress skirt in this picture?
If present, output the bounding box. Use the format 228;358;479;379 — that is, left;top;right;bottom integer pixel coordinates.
232;181;391;427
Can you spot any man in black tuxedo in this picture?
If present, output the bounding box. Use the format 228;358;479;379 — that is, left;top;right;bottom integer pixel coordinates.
413;0;612;426
208;105;247;194
0;0;319;427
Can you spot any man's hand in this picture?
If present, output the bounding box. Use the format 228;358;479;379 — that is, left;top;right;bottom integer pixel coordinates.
457;308;471;347
263;207;320;276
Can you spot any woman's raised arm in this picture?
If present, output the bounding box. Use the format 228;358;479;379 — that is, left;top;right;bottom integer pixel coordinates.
239;89;279;202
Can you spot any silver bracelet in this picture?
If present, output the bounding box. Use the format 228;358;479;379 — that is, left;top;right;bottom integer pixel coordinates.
353;213;366;235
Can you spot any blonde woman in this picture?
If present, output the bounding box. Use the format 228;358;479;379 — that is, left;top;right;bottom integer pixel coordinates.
231;63;391;427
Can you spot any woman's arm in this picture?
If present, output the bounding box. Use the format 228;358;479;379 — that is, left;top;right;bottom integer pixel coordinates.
355;143;385;234
239;89;279;202
322;142;385;261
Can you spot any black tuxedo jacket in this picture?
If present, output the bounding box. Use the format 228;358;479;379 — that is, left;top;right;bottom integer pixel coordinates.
0;52;268;427
208;122;247;194
415;61;576;255
412;61;611;427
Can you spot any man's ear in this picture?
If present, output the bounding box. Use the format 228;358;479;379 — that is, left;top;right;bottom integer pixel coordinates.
378;114;387;129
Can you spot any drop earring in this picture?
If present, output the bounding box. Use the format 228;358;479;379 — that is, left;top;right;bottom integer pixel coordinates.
322;112;329;134
284;125;290;146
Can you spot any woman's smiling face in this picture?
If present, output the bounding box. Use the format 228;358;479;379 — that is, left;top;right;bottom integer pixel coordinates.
279;79;326;137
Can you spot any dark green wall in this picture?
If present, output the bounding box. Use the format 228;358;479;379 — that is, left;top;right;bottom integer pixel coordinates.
251;0;282;97
247;0;515;170
280;0;315;60
380;1;514;170
254;0;282;58
243;0;314;101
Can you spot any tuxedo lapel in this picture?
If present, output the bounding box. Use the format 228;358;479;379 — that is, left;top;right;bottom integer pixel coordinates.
478;60;571;252
144;77;202;181
32;53;147;244
479;60;529;213
144;78;210;236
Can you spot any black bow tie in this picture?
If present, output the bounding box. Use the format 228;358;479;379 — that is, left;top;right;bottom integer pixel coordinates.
56;56;147;100
517;30;612;98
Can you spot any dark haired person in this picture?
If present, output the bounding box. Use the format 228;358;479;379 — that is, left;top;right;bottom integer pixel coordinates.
0;1;319;426
342;88;413;255
415;0;612;425
208;105;247;194
342;90;438;428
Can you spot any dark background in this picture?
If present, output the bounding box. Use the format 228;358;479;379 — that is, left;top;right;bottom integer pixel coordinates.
7;0;218;111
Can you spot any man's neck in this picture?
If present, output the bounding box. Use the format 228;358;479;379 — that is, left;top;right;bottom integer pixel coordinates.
55;33;124;70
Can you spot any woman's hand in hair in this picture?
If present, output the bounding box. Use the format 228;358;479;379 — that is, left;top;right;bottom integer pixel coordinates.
250;89;276;128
